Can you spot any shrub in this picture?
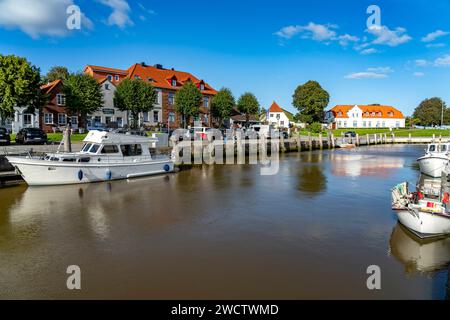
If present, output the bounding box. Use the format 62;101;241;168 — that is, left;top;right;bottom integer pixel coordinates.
309;122;323;133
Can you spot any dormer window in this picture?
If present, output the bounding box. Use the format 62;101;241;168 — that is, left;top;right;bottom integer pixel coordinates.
171;79;177;87
338;112;343;117
114;75;119;81
56;93;66;106
135;75;141;80
200;84;205;91
365;112;369;116
388;112;394;117
107;75;113;81
148;77;154;83
378;112;382;117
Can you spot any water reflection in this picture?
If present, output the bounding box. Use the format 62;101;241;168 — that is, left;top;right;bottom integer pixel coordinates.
331;152;404;177
389;223;450;274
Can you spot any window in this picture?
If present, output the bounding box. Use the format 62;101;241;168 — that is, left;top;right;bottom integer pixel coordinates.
338;112;343;116
171;79;177;87
200;84;205;91
396;121;400;128
44;113;53;124
153;111;159;122
388;112;394;117
120;144;142;157
204;114;209;124
270;114;274;117
344;121;347;127
363;121;366;127
115;75;119;81
368;121;372;127
168;92;175;105
203;96;209;108
71;116;78;125
280;121;284;125
148;77;154;82
105;116;112;124
117;117;123;127
107;75;113;81
90;144;100;153
56;94;66;106
143;112;149;122
382;121;385;127
82;143;92;152
58;113;67;125
101;145;119;154
134;75;141;80
94;116;102;124
378;112;382;117
23;114;32;125
105;84;110;90
168;112;175;123
353;121;357;127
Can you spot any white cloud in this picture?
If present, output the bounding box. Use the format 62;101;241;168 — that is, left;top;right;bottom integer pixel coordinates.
367;67;393;73
360;48;379;55
345;66;392;79
413;72;425;77
345;72;388;79
274;22;337;42
366;25;412;47
435;54;450;67
426;43;446;48
0;0;93;38
421;30;449;42
414;59;430;67
99;0;133;29
337;34;359;46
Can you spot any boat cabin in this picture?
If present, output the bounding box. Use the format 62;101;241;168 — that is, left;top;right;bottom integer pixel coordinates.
43;130;158;163
426;143;450;154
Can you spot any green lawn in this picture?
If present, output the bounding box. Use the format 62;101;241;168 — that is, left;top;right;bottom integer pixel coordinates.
10;133;88;143
331;128;450;137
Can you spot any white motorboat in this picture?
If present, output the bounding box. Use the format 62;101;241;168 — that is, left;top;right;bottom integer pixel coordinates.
392;176;450;238
6;130;175;186
417;143;450;178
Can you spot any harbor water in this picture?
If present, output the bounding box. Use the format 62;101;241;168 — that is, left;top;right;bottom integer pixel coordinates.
0;144;448;299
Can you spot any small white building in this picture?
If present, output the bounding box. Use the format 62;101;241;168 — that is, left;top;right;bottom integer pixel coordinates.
0;106;40;134
266;101;294;129
88;78;128;128
325;104;405;129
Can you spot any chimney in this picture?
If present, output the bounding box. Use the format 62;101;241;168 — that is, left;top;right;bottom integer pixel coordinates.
140;62;148;67
154;64;164;69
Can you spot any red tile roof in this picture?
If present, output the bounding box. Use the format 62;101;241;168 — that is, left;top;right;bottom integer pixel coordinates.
40;79;62;94
84;63;217;95
330;105;404;119
269;101;283;113
126;63;217;94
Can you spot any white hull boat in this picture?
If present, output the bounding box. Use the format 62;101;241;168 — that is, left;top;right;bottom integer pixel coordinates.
417;143;450;177
392;177;450;238
417;155;448;178
396;208;450;238
7;130;175;186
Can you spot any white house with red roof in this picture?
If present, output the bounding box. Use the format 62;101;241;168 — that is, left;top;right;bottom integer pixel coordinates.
266;101;294;129
325;105;405;129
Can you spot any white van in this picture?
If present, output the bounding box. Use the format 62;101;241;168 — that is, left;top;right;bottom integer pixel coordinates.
249;125;275;138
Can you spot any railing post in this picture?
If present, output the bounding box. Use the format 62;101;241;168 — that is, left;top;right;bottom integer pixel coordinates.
374;133;377;144
366;134;370;145
433;134;435;142
408;133;411;143
297;134;301;152
319;133;323;149
331;133;335;148
308;132;312;151
356;134;360;146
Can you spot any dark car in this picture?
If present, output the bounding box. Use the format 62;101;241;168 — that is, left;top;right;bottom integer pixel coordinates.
0;127;11;145
344;131;357;138
15;128;48;145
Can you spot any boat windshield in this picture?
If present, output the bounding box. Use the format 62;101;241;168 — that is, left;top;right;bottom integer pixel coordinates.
441;145;447;152
81;143;101;153
429;144;437;152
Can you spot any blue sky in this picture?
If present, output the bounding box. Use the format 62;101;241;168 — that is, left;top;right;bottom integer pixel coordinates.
1;0;450;116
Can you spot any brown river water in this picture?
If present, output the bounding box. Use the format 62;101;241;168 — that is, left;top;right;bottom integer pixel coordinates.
0;144;449;299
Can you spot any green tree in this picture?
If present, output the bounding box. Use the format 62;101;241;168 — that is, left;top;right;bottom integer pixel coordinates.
211;87;235;128
292;80;329;124
237;92;260;126
114;78;157;129
413;97;447;127
43;66;69;83
175;81;202;128
63;73;103;128
0;54;41;122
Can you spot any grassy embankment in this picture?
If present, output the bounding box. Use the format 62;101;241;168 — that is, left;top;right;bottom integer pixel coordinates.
297;128;450;138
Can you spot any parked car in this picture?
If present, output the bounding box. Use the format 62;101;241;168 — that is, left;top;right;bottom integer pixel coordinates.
0;127;11;145
249;124;276;138
15;128;48;145
188;127;211;140
344;131;357;138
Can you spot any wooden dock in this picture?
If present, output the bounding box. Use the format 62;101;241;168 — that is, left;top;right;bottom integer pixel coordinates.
0;171;22;186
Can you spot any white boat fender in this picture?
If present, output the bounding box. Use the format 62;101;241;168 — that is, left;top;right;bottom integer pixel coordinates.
78;170;83;181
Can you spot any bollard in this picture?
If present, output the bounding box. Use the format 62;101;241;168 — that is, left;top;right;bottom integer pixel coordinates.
331;133;335;148
366;134;370;145
356;134;360;146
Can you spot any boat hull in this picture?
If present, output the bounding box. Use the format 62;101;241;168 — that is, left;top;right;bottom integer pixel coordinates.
417;155;448;178
396;209;450;238
6;156;175;186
